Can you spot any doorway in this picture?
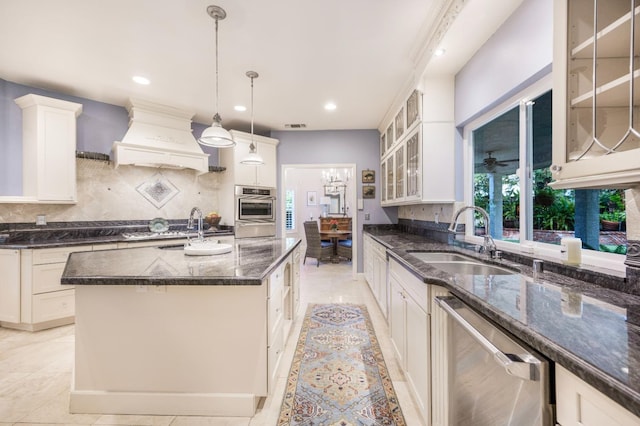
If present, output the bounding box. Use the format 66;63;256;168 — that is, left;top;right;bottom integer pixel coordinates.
280;163;358;279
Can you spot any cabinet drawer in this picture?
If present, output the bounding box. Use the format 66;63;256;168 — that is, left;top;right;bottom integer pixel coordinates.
268;323;284;388
390;258;430;313
371;240;387;257
32;245;92;265
33;263;71;294
269;288;283;340
32;289;74;323
269;264;284;297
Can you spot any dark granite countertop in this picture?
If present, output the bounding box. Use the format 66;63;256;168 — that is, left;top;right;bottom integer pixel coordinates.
364;228;640;418
62;237;301;286
0;220;234;249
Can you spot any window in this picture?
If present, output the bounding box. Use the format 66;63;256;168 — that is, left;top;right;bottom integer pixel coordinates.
465;78;626;266
285;190;295;231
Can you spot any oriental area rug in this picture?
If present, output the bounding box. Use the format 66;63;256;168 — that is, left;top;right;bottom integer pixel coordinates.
277;303;406;425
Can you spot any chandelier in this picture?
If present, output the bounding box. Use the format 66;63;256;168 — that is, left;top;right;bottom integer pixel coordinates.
322;168;350;195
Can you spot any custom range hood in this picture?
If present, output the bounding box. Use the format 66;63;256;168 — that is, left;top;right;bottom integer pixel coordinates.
112;98;210;173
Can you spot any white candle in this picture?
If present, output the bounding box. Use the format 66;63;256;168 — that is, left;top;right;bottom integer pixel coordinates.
560;237;582;265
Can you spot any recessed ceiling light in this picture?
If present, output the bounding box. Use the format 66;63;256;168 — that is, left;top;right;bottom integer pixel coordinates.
234;105;247;112
434;48;446;57
132;75;150;85
324;102;337;111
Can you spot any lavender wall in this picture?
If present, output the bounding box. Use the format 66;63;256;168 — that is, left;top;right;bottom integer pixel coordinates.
454;0;553;127
0;79;219;195
273;129;398;272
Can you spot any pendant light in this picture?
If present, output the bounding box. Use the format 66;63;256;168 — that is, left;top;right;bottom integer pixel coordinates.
199;5;235;147
240;70;265;165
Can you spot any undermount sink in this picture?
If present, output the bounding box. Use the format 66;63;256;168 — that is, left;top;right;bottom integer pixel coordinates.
184;241;232;256
429;261;514;276
160;241;232;256
408;251;515;276
407;251;475;263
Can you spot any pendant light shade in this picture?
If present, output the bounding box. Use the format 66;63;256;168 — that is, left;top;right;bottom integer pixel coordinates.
199;5;235;148
240;70;264;165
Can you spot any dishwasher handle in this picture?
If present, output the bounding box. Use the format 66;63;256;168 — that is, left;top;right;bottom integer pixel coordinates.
435;296;541;382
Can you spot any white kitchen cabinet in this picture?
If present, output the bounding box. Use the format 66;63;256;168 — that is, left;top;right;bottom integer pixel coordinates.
380;159;387;203
268;260;285;393
381;122;454;205
218;130;279;227
388;257;430;425
290;246;301;324
551;1;640;188
380;78;455;205
363;235;373;286
389;277;407;367
13;94;82;203
221;130;278;188
363;234;389;318
385;154;394;202
430;285;451;426
3;245;92;331
0;244;106;331
556;364;640;426
0;250;21;323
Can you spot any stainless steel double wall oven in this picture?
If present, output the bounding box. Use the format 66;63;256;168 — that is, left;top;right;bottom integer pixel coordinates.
234;185;276;238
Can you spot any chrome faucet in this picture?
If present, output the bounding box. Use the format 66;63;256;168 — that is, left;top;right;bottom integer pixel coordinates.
187;207;204;242
448;205;497;258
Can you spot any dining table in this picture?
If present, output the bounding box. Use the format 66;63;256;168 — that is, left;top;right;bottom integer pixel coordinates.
319;229;352;262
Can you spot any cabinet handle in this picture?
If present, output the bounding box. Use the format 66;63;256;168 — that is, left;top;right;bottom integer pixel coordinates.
549;164;562;173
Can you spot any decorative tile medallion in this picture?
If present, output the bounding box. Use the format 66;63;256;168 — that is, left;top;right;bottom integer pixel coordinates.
136;173;179;209
278;304;406;425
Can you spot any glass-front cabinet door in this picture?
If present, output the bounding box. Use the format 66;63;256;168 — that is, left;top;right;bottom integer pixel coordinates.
395;145;405;201
552;0;640;188
380;160;387;203
386;155;395;202
405;127;421;200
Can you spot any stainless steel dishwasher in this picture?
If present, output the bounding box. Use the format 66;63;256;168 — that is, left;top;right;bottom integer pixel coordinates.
435;296;554;426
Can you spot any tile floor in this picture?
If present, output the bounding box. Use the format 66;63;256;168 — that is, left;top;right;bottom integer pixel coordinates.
0;261;422;425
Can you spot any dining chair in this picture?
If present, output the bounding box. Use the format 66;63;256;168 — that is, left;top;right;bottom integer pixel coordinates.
303;221;333;267
337;238;352;261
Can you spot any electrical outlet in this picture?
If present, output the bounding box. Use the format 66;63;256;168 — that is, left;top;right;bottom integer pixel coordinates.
435;212;439;224
36;215;46;226
364;213;370;220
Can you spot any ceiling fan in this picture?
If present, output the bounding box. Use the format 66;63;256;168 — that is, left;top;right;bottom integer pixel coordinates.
477;151;518;173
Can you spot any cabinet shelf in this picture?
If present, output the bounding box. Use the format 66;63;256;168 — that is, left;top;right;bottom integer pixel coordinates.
552;0;640;188
572;6;640;59
571;69;640;108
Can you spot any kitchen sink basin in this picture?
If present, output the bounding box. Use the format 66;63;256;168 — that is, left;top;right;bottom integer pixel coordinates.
407;251;515;276
407;251;474;262
184;241;232;256
429;261;515;276
159;241;233;256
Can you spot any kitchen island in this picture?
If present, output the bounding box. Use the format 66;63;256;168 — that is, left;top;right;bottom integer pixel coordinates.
61;237;301;416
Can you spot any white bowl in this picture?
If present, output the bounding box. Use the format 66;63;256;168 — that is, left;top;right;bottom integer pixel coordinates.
184;242;232;256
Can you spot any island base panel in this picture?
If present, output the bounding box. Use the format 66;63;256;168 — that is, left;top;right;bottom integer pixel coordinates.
71;284;268;416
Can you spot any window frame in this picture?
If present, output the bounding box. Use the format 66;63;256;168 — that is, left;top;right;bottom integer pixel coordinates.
461;74;625;273
285;189;295;232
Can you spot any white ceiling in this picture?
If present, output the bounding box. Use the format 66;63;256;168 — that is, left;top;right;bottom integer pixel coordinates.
0;0;523;135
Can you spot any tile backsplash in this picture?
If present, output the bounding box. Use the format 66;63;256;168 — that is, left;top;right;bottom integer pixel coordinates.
0;159;222;223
